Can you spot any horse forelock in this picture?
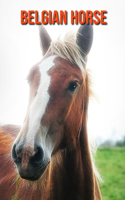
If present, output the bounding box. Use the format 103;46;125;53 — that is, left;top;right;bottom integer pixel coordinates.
50;29;87;73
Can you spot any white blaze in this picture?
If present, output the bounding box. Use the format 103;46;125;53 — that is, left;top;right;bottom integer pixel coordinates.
25;55;56;147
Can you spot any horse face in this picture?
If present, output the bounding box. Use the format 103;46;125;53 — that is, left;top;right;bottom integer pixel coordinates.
12;54;84;181
12;24;93;181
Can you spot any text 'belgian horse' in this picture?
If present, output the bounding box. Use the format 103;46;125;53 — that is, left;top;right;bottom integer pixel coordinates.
0;25;102;200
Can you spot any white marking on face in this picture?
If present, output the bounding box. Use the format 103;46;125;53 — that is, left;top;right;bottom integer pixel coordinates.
25;55;57;148
38;126;53;160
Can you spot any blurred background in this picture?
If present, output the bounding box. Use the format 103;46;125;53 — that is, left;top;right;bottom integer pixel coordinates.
0;0;125;199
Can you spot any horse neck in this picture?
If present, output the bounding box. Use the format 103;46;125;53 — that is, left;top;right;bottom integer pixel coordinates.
45;127;99;200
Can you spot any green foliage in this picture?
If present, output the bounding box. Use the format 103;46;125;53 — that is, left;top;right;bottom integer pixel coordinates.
96;148;125;200
11;174;20;200
116;140;125;147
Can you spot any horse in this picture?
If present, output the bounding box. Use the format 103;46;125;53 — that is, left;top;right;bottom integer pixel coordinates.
0;24;102;200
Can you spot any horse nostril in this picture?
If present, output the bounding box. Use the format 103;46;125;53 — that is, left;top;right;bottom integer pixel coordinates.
12;144;17;161
12;144;22;164
30;146;44;164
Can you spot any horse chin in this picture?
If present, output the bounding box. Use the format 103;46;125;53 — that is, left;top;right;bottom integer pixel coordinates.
18;163;49;182
20;174;41;181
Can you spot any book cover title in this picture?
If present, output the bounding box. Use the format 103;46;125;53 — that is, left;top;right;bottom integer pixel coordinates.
21;10;107;25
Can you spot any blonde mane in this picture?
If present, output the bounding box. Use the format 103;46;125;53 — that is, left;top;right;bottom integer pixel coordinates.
50;30;86;73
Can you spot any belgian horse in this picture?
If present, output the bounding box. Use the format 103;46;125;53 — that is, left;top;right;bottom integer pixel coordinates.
0;24;102;200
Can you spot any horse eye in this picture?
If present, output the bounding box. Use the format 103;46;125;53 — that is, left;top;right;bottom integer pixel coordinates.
68;82;78;92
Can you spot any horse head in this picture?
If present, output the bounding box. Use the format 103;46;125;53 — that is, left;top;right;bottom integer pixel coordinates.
11;24;93;182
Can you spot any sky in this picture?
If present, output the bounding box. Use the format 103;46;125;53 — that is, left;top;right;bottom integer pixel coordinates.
0;0;125;144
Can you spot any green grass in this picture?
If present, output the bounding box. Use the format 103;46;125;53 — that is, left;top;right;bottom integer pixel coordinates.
96;147;125;200
11;174;20;200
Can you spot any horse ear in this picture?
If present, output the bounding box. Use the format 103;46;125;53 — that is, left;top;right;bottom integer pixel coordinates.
76;24;93;57
39;25;52;56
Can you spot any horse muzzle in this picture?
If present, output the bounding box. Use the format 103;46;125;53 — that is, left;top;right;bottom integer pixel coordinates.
12;143;49;181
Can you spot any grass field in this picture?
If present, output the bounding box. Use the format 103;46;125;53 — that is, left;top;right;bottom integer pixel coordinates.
96;147;125;200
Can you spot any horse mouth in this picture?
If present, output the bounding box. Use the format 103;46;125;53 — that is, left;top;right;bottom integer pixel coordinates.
19;162;49;181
